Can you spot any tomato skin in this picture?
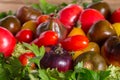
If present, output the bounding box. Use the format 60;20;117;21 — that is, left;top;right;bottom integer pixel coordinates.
40;45;73;72
58;4;83;30
34;30;58;47
61;35;89;51
21;20;38;33
19;52;35;66
36;15;49;25
0;27;16;57
15;29;34;43
67;26;86;37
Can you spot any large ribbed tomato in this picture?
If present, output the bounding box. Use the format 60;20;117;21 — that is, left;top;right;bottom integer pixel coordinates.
0;27;16;57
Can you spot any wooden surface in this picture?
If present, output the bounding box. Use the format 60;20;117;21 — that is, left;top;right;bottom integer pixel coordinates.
0;0;120;12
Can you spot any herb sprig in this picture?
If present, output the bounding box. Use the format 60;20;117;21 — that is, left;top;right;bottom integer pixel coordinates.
0;43;112;80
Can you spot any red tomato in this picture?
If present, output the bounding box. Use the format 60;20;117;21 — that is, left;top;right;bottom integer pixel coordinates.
0;27;16;57
58;4;83;30
36;15;49;25
19;52;35;66
61;35;89;51
15;29;34;43
33;30;58;47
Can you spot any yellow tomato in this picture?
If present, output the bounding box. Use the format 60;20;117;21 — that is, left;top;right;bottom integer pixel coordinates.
21;20;38;33
68;26;86;37
112;23;120;36
72;42;100;60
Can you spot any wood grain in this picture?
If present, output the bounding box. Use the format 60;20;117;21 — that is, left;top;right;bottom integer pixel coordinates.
0;0;120;12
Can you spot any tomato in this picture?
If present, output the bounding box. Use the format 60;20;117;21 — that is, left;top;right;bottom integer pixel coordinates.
58;4;83;30
36;15;49;25
72;42;100;60
15;29;34;43
61;35;89;51
21;20;38;33
19;52;35;67
112;23;120;36
0;27;16;57
40;45;73;72
0;15;21;35
67;26;86;37
32;30;58;47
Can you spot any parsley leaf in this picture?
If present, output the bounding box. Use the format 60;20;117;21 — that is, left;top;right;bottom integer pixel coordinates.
0;10;13;19
32;0;59;14
73;62;110;80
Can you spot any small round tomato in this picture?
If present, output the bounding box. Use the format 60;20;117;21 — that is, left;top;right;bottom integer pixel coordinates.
0;27;16;57
36;15;49;25
33;30;58;47
61;35;89;51
21;20;38;33
15;29;34;43
19;52;35;67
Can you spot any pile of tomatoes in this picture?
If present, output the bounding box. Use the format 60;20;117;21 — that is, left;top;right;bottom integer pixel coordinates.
0;1;120;72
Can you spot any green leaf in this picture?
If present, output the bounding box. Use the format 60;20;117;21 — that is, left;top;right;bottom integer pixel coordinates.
29;73;39;80
92;0;102;3
65;70;76;80
0;10;13;19
39;0;58;14
23;43;45;57
4;57;26;80
99;70;110;80
0;12;7;19
30;56;41;68
38;69;49;80
46;68;65;80
72;62;110;80
77;68;97;80
0;65;10;80
74;61;84;70
39;46;45;59
23;43;39;55
32;3;41;10
82;2;89;8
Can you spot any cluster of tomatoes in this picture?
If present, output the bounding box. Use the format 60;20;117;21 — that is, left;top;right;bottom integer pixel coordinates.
0;1;120;72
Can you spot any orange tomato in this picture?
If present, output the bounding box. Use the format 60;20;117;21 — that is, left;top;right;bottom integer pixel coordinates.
68;26;86;37
112;23;120;36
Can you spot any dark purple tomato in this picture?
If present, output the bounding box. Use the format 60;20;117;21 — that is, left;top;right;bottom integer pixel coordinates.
40;45;73;72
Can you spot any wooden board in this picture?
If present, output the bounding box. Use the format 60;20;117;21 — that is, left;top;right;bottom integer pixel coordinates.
0;0;120;12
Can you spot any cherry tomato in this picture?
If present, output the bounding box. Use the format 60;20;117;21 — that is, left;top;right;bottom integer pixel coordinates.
19;52;35;67
21;20;38;33
33;30;58;47
36;15;49;25
15;29;34;43
0;27;16;57
61;35;89;51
